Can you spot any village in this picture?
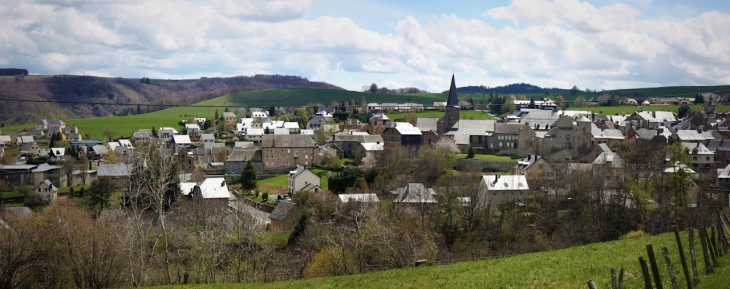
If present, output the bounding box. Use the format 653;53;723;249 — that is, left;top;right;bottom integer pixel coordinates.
1;75;730;225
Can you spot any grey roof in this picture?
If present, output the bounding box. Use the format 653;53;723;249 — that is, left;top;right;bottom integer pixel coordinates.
39;179;58;192
445;119;496;135
47;119;65;126
494;123;523;134
333;134;383;143
200;133;215;141
415;118;439;132
0;135;11;144
226;147;260;162
222;112;236;118
591;124;624;139
514;155;543;171
203;142;225;149
31;163;61;173
269;201;296;220
518;110;561;130
97;163;131;177
91;145;108;155
261;135;316;148
392;183;437;203
3;207;32;218
447;74;459;106
234;141;255;148
706;139;730;151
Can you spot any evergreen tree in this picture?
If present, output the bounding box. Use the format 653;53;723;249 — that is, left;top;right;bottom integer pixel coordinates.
152;126;158;137
214;109;219;120
240;160;257;192
467;146;475;159
287;214;308;246
88;178;114;218
693;94;705;104
528;97;536;109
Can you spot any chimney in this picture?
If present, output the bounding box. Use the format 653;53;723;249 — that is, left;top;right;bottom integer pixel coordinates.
273;139;276;147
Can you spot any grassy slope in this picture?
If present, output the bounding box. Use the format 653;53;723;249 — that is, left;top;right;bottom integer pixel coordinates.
387;110;494;121
152;231;728;289
566;104;730;115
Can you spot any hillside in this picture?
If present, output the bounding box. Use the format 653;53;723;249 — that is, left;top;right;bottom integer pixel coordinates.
152;231;727;289
0;74;341;125
1;88;451;139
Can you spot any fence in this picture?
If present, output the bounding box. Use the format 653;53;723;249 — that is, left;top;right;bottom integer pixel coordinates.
587;211;730;289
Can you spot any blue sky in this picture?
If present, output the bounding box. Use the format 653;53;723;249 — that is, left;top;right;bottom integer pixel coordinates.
1;0;729;92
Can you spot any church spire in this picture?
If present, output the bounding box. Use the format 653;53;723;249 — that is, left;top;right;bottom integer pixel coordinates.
447;74;459;106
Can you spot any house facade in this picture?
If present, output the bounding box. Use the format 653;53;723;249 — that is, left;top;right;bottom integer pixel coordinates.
261;135;319;169
288;166;321;195
34;179;58;204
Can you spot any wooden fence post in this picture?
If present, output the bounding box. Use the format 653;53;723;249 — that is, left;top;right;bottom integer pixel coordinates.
703;226;717;266
661;245;679;289
611;268;617;289
618;267;624;289
699;226;713;274
673;226;692;289
688;227;700;284
587;279;598;289
639;257;653;289
646;243;663;289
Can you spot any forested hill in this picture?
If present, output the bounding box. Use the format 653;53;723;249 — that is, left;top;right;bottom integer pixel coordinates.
447;83;569;95
0;73;342;125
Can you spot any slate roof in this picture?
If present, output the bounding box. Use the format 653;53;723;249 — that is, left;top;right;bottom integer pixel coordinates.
269;201;296;220
494;123;523;134
0;135;11;144
195;178;230;199
706;139;730;152
50;147;65;156
676;130;709;142
91;145;108;155
518;109;562;130
390;122;422;135
234;141;255;148
447;74;459;106
338;193;380;203
172;135;192;144
39;179;58;192
222;112;236;118
360;142;384;151
680;142;713;155
333;134;384;143
415;118;439;132
226;147;260;162
200;134;215;141
392;183;437;203
97;163;131;177
591;124;624;139
261;135;317;147
482;175;529;191
514;155;543;171
180;182;197;196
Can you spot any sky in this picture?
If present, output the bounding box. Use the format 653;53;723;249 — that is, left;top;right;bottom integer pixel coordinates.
1;0;730;92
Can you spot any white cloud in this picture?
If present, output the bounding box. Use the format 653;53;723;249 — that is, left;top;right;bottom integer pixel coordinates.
0;0;728;92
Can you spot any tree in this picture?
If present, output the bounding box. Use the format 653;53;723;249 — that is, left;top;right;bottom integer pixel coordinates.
369;83;378;94
466;146;475;159
104;151;118;164
693;94;704;104
574;95;588;107
240;160;257;193
528;97;536;109
570;85;579;96
88;178;114;218
268;106;276;118
214;109;219;121
104;128;116;141
678;104;692;118
554;94;565;109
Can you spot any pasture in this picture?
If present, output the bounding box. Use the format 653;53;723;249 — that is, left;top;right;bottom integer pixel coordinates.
151;230;728;289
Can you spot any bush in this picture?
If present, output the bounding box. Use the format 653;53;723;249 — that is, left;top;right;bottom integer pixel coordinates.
619;230;650;240
255;191;259;198
466;147;475;159
262;192;268;202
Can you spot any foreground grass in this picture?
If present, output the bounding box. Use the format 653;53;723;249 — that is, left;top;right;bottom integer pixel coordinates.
152;230;728;289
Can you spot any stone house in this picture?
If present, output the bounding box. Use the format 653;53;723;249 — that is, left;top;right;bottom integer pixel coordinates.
225;147;263;174
34;179;58;204
329;132;383;158
269;201;302;232
537;115;593;159
186;123;202;141
261;135;319;169
190;177;232;207
383;122;422;147
131;129;153;145
681;142;715;173
222;112;237;125
352;142;384;162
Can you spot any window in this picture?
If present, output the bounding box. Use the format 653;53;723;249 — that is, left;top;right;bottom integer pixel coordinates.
706;157;710;161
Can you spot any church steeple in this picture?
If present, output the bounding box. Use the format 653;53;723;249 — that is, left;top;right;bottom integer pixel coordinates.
447;74;459;106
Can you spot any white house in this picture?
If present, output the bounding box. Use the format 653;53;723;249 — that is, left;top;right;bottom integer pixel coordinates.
479;174;530;209
288;166;321;195
191;177;232;204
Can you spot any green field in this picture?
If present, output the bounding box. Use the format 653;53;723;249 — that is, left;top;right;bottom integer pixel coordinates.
386;109;494;122
567;104;730;115
1;88;449;140
456;154;519;161
151;230;728;289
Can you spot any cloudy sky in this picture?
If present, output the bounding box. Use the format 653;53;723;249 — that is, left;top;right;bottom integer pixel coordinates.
1;0;729;92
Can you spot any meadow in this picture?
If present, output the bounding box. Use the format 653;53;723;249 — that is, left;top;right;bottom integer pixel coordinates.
567;104;730;115
386;109;494;121
151;230;728;289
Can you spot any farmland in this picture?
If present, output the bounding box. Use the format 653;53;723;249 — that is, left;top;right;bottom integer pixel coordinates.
567;104;730;115
0;88;454;139
151;230;728;289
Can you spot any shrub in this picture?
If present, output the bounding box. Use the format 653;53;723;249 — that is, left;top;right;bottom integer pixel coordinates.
262;192;268;202
619;230;650;240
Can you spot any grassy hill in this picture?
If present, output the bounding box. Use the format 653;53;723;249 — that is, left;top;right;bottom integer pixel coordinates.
0;74;342;125
0;88;450;139
151;230;728;289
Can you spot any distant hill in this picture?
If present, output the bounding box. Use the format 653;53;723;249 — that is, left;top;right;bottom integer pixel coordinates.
0;74;341;125
446;83;569;95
